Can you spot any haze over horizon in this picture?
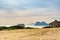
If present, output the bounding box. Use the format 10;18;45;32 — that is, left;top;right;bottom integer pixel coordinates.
0;0;59;25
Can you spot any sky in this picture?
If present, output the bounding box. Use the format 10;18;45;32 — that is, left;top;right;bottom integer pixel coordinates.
0;0;59;25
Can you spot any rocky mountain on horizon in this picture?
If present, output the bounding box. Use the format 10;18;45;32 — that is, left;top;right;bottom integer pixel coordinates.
34;21;49;26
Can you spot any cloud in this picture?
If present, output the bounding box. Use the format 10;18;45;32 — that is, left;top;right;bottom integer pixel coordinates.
0;8;59;18
0;0;59;25
0;16;55;25
27;9;58;16
12;8;59;17
0;8;59;24
0;0;59;10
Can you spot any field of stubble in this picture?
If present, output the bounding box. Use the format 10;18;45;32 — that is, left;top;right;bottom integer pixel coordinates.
0;28;60;40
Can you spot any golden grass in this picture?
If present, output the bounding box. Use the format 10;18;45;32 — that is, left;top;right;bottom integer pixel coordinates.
0;28;60;40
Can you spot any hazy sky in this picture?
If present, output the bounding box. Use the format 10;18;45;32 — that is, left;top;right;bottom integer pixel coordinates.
0;0;59;25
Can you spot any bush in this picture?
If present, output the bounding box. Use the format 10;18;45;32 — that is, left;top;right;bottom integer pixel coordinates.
0;24;25;30
43;26;60;28
43;26;52;28
9;25;25;29
0;26;8;30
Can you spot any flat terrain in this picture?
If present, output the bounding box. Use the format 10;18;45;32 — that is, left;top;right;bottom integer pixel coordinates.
0;28;60;40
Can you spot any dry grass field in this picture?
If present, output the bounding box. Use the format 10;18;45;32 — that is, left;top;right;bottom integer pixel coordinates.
0;28;60;40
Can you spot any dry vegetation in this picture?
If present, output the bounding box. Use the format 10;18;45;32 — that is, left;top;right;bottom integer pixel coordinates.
0;28;60;40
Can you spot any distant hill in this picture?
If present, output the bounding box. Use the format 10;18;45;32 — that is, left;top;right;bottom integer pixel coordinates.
34;21;49;26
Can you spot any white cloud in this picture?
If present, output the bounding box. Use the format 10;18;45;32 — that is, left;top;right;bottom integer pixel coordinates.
0;8;59;25
0;0;59;25
0;8;59;17
0;0;59;10
0;16;54;25
11;8;59;17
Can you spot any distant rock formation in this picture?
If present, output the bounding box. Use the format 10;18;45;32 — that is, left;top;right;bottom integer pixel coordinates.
34;21;48;26
49;20;60;27
9;24;25;29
